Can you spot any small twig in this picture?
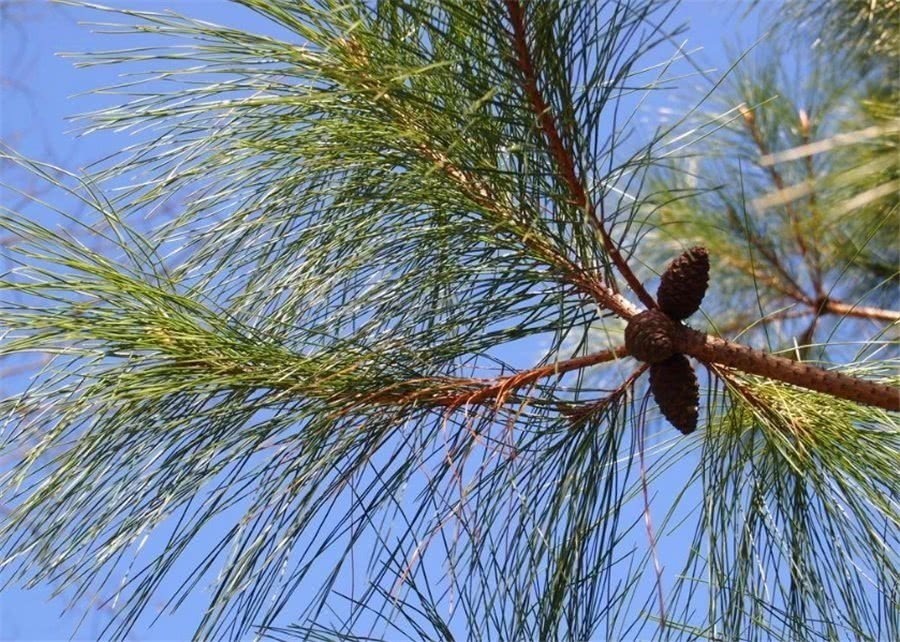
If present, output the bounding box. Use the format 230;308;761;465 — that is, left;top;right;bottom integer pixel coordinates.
795;315;820;361
820;299;900;323
559;364;648;425
714;307;814;338
713;298;899;339
724;204;807;302
758;124;899;166
420;145;640;319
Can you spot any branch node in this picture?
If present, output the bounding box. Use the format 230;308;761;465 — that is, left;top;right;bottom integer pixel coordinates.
624;309;679;364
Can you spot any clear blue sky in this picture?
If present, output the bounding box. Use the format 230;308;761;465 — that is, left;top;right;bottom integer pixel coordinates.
1;1;765;639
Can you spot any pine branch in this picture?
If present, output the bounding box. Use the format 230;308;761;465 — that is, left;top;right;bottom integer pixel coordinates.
2;2;897;640
820;298;900;323
709;297;900;339
723;203;808;302
623;293;897;412
503;0;657;310
417;143;639;319
329;33;639;320
676;325;899;411
797;108;826;295
357;345;629;410
738;105;813;278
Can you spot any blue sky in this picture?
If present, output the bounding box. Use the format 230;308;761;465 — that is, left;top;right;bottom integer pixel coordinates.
1;1;766;639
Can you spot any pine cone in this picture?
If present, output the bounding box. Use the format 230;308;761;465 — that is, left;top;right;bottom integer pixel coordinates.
649;353;699;434
624;309;678;364
657;246;709;321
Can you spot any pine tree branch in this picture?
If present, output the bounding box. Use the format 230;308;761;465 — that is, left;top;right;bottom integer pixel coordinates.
712;298;900;338
558;364;648;425
503;0;657;311
738;104;812;273
724;204;808;301
351;345;630;410
675;325;899;411
3;5;898;640
368;297;896;416
331;36;639;321
419;145;640;319
713;307;814;338
820;298;900;323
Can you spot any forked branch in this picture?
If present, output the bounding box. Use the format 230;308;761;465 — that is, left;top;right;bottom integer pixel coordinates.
326;23;900;426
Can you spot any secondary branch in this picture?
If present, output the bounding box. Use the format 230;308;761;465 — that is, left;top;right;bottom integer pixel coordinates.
355;345;630;410
503;0;657;310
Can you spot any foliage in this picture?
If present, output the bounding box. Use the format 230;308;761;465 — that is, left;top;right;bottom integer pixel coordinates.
1;1;897;641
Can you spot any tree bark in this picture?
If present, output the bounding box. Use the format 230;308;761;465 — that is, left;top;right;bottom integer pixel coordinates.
675;325;900;411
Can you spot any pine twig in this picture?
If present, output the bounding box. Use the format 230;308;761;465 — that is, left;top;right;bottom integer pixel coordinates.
420;145;640;319
356;345;630;410
820;298;900;323
503;0;657;311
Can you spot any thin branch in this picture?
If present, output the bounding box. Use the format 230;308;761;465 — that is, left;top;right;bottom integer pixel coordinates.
503;0;657;310
338;37;639;320
558;363;648;425
724;204;808;302
736;106;814;300
714;306;813;338
419;138;640;319
821;298;900;323
713;297;900;338
795;314;819;361
758;123;900;166
356;345;630;410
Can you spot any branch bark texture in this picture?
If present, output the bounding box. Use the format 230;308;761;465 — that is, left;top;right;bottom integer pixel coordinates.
675;326;899;411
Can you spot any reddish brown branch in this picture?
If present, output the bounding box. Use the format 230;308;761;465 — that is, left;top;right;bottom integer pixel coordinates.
327;37;900;420
445;345;630;408
503;0;657;311
559;364;648;425
340;32;642;321
674;326;899;411
356;345;630;411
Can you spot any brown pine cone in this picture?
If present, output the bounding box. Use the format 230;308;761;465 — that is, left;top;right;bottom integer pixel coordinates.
649;353;699;434
624;309;678;364
657;246;709;321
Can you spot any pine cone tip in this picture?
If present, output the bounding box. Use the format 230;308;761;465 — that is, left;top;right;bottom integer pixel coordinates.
656;246;710;321
649;354;699;434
